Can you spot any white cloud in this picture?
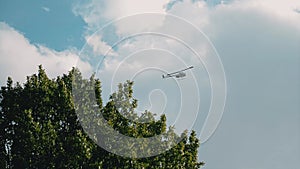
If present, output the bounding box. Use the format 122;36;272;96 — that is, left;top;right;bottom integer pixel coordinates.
104;0;170;35
168;0;210;28
73;0;171;34
74;0;300;60
85;34;118;56
167;0;300;33
42;6;50;12
0;22;93;85
104;0;170;19
72;0;105;31
236;0;300;19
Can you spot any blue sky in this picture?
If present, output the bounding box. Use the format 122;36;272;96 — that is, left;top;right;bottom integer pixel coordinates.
0;0;299;168
0;0;86;50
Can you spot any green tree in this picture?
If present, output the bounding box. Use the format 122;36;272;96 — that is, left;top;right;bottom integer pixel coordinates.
0;66;204;168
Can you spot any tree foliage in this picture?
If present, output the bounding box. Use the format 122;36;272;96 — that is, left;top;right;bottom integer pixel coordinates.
0;66;204;168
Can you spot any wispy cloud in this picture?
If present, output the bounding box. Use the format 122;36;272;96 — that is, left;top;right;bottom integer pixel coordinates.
42;6;50;12
0;22;92;84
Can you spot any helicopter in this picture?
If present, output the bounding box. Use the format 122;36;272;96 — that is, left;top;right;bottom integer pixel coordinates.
162;66;194;79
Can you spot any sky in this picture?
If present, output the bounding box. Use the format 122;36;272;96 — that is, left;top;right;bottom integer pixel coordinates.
1;0;300;168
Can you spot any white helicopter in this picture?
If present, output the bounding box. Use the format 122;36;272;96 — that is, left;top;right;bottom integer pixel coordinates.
162;66;194;79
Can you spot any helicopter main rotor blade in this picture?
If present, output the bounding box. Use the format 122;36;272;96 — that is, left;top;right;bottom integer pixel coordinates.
166;66;194;75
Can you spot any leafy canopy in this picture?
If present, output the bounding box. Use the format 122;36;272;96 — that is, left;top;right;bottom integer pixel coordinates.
0;66;204;168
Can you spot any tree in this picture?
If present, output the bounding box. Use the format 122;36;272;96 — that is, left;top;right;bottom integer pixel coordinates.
0;66;204;168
